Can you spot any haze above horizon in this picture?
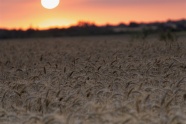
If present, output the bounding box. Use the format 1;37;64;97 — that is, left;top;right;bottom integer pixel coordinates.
0;0;186;30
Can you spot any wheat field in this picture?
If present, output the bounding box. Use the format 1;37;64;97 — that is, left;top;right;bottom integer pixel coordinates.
0;34;186;124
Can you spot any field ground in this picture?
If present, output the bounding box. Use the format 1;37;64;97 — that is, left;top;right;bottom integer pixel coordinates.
0;34;186;124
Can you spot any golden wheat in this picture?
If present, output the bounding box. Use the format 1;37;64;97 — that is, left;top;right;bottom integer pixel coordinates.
0;34;186;124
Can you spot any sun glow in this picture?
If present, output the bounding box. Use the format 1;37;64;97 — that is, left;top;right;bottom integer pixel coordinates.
1;0;185;30
41;0;60;9
38;18;75;29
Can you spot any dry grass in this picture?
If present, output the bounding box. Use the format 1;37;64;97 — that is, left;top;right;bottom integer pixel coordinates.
0;34;186;124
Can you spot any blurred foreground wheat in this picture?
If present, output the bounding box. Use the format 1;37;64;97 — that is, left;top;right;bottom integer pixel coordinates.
0;34;186;124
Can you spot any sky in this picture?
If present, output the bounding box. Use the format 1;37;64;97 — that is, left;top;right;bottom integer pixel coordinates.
0;0;186;30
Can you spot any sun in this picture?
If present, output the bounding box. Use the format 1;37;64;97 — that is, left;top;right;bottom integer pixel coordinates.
41;0;60;9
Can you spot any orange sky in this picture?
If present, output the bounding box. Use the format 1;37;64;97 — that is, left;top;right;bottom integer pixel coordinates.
0;0;186;30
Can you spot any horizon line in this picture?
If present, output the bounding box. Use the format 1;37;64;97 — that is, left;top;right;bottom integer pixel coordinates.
1;18;185;31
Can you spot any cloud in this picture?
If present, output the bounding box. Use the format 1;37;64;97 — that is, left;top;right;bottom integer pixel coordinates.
81;0;186;6
0;0;34;4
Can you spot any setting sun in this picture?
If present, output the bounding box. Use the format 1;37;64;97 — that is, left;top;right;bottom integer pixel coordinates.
41;0;60;9
0;0;185;30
